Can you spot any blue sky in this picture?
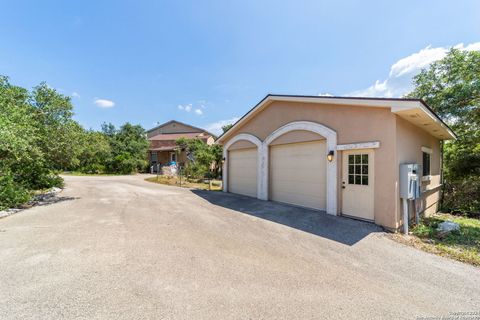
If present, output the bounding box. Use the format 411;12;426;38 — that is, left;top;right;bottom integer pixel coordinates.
1;1;479;134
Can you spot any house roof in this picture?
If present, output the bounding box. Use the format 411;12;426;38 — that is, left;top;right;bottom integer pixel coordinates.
216;94;456;143
148;132;206;141
146;120;216;138
150;146;177;151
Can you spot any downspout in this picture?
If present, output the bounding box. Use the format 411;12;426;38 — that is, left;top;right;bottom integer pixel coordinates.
439;140;445;211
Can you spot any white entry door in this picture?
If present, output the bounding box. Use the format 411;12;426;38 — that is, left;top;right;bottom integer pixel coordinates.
342;149;374;220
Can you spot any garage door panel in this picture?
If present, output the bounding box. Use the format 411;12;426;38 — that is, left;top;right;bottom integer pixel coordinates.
271;193;324;210
273;180;325;191
270;141;326;210
228;148;257;198
274;170;323;181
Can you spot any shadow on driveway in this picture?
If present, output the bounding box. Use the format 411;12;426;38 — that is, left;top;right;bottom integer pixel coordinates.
192;190;383;246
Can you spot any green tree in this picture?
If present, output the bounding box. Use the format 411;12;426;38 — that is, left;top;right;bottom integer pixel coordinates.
31;83;82;171
176;138;222;179
221;123;234;133
0;76;42;176
406;48;480;213
103;123;149;174
77;130;112;174
0;77;71;208
0;77;40;207
101;122;116;138
0;77;50;188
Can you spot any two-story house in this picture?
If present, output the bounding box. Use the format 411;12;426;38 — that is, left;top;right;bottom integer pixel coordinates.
146;120;215;172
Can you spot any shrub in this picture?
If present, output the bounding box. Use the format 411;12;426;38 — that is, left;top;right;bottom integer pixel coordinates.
108;153;138;174
442;176;480;217
0;171;31;210
39;173;65;189
79;163;106;174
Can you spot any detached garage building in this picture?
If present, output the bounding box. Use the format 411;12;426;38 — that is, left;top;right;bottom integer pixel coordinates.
216;95;456;231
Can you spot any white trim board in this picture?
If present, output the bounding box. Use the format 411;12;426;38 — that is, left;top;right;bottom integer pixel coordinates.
337;141;380;151
421;146;433;154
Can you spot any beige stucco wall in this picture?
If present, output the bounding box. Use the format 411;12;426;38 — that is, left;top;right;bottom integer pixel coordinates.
224;100;398;229
395;116;442;226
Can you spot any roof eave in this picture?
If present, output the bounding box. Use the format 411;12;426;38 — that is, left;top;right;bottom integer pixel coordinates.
216;94;456;143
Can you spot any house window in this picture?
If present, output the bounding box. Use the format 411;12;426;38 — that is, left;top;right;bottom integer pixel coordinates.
423;152;431;176
150;152;158;163
170;152;177;162
421;146;432;178
348;154;369;186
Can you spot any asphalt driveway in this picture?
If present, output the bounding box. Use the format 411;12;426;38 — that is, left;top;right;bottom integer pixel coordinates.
0;175;479;319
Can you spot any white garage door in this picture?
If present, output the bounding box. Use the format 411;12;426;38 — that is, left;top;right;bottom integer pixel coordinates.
228;148;257;198
270;140;326;210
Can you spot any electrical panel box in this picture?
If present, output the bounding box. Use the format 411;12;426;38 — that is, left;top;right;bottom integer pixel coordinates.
399;164;422;200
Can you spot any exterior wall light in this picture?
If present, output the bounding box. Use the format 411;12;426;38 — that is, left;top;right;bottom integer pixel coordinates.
327;150;334;162
221;157;226;164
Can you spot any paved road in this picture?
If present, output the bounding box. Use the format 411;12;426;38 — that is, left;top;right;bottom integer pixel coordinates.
0;175;479;319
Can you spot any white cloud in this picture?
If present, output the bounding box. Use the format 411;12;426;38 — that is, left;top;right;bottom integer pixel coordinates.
94;98;115;108
72;92;80;98
178;103;205;115
318;92;333;97
178;104;192;112
350;42;480;98
388;46;446;78
205;117;240;135
456;42;480;52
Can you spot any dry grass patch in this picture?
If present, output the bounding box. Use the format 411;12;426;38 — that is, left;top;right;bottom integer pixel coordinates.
145;176;222;191
389;213;480;267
